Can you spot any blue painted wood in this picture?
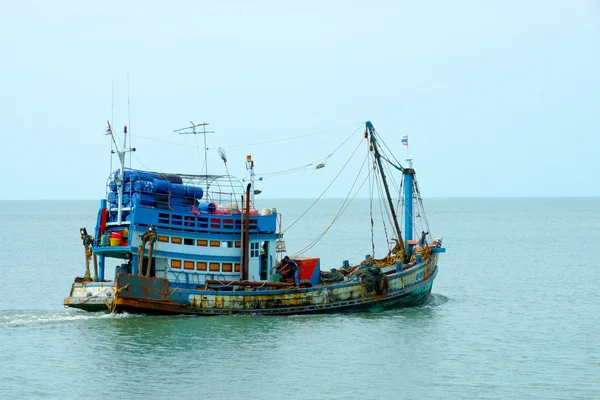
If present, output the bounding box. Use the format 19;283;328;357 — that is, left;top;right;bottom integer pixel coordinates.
404;169;413;243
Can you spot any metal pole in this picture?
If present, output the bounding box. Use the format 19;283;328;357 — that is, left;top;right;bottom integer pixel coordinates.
242;184;251;281
366;121;406;259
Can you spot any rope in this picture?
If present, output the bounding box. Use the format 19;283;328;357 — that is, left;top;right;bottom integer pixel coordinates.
283;136;365;234
293;153;373;256
210;122;364;150
259;124;364;179
373;161;395;247
368;154;375;257
130;133;202;148
374;131;405;172
78;287;112;304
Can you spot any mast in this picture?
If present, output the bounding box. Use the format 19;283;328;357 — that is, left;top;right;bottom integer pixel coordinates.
403;158;415;248
242;183;251;281
365;121;407;261
174;121;215;187
108;121;135;224
246;154;255;207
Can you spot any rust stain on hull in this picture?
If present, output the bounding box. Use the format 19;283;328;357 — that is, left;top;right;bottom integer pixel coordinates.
67;260;438;316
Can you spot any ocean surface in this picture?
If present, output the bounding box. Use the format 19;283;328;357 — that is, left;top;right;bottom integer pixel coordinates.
0;198;599;399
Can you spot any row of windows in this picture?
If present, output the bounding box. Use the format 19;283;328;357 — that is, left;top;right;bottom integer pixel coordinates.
171;259;241;273
158;235;241;248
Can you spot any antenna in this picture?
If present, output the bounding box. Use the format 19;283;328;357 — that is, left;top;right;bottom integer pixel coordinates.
218;147;239;210
174;121;215;178
127;73;132;170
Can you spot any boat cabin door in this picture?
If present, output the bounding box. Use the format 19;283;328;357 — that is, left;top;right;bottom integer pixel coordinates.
247;241;268;281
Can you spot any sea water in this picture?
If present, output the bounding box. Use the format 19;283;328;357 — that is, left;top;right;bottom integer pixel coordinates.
0;198;599;399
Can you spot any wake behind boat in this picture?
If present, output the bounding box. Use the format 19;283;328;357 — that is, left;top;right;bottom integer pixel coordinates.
64;121;445;315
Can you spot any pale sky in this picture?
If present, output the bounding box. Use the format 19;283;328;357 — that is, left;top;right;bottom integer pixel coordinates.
1;0;598;200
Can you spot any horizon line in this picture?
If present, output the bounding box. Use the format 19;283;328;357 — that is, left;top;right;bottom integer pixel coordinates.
1;196;599;201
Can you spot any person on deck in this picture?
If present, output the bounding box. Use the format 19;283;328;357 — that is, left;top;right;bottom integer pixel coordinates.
281;256;300;286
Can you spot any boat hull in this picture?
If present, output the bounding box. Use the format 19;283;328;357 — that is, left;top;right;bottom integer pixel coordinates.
65;257;438;316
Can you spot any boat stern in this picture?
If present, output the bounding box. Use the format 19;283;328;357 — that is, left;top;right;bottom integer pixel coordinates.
63;279;116;312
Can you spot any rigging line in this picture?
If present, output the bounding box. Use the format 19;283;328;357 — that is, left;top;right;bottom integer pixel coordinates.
282;136;365;234
294;151;371;256
131;133;207;148
384;157;401;196
369;159;375;257
132;152;151;171
374;131;405;169
323;123;365;160
293;154;373;256
259;123;365;177
110;79;114;178
396;177;403;221
399;178;404;230
194;133;207;178
295;156;372;257
371;149;399;239
380;153;404;172
373;162;395;247
127;73;132;172
210;121;364;150
414;180;431;236
260;162;316;177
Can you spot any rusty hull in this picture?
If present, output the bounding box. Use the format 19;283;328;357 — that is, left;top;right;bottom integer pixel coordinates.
108;258;438;315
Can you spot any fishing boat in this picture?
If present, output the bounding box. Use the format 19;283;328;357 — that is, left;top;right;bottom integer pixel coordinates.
64;121;445;315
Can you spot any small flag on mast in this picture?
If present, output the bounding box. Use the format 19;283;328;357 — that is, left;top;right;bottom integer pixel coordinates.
401;135;408;146
105;121;112;136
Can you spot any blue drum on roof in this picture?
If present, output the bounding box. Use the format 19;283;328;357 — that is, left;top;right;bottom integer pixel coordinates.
170;196;185;205
108;192;118;205
130;170;159;182
109;181;118;192
152;179;171;193
132;193;154;206
127;180;155;193
199;202;217;214
159;173;183;184
185;185;204;200
170;183;186;196
114;169;160;183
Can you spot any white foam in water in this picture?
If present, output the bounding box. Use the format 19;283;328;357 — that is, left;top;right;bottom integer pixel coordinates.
0;311;139;328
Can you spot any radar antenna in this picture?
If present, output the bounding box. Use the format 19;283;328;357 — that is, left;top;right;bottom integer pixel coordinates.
174;120;215;181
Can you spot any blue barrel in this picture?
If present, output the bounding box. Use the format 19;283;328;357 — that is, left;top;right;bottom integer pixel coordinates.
132;192;154;206
159;173;183;184
171;183;186;196
199;202;217;214
108;192;118;205
109;181;118;192
152;178;171;193
154;193;169;203
131;170;159;182
185;185;204;200
122;193;131;206
113;170;126;182
128;180;155;193
183;196;196;206
170;196;185;205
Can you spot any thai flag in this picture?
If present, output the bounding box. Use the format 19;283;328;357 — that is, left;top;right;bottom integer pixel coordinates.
401;135;408;146
105;124;112;136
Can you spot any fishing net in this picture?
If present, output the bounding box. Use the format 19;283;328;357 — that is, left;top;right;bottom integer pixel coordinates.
350;266;388;294
319;269;345;283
